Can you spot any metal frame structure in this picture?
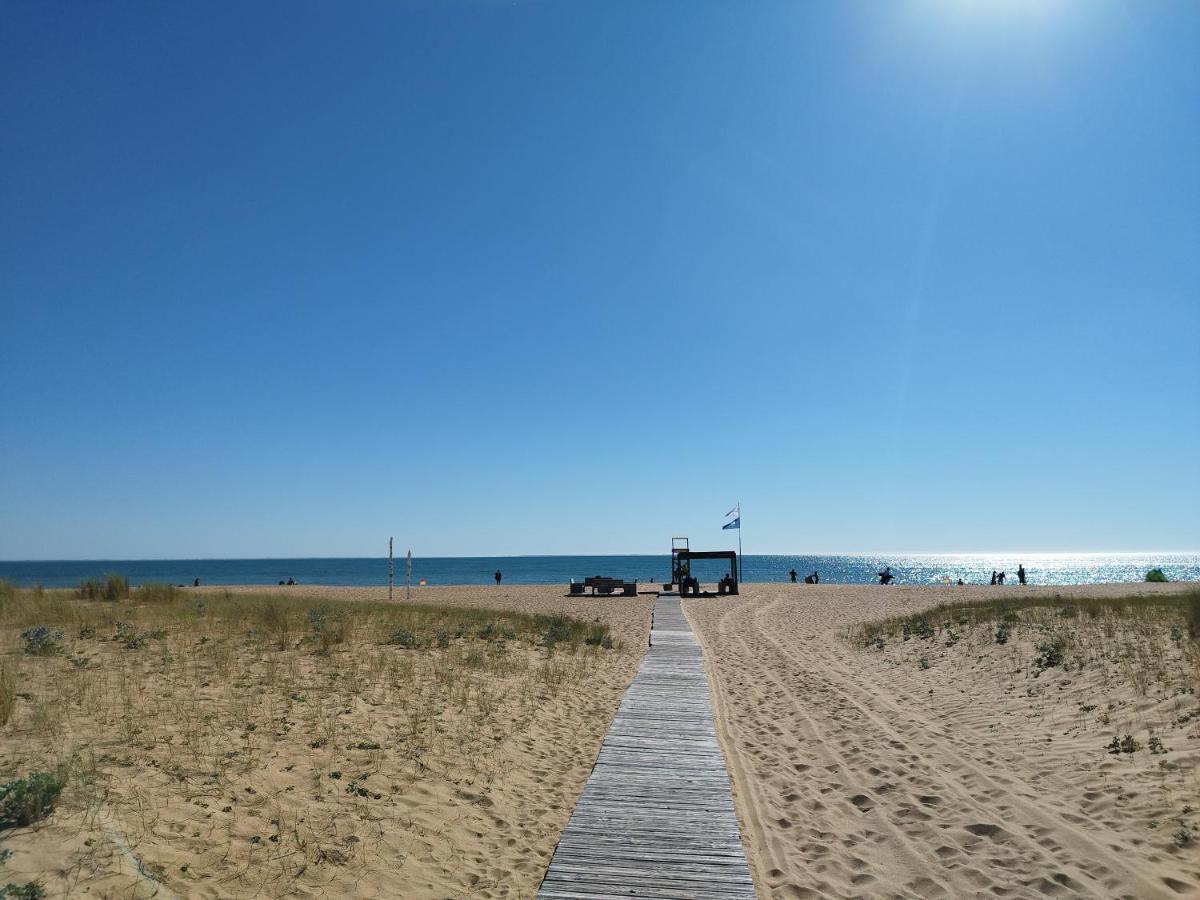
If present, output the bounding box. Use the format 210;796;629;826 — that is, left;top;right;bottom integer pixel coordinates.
670;537;739;596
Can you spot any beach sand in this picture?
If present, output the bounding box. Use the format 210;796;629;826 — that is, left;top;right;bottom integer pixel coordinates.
686;583;1200;900
6;580;1198;899
0;584;651;899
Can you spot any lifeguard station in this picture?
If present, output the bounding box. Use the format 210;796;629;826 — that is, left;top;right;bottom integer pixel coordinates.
670;536;739;596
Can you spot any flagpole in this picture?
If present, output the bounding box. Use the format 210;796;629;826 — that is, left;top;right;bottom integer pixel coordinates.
737;501;743;583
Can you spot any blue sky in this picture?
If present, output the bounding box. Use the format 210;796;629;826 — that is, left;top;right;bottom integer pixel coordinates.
2;1;1197;559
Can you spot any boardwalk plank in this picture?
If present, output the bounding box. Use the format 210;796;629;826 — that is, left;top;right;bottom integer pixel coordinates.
537;596;757;900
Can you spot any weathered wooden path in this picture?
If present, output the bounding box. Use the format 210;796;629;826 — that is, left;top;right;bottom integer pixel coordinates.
537;594;757;899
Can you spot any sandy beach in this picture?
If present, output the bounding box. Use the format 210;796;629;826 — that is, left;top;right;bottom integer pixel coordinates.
3;580;1198;898
0;584;651;898
687;583;1200;900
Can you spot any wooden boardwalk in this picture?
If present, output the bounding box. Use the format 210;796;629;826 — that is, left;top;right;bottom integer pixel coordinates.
538;594;757;899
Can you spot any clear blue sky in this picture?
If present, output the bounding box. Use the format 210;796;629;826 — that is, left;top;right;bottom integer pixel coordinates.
2;1;1197;559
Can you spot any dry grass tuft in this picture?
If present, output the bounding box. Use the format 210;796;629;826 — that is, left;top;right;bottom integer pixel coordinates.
0;582;635;898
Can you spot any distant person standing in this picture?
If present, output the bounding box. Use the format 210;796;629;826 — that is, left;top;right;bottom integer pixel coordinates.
812;570;819;584
1017;564;1026;585
990;571;997;586
193;577;200;587
998;571;1006;585
789;568;798;583
494;570;502;585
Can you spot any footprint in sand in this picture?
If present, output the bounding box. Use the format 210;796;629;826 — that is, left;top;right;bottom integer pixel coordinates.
1163;876;1199;895
965;822;1010;841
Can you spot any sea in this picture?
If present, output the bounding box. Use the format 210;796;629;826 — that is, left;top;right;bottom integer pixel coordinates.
1;553;1197;589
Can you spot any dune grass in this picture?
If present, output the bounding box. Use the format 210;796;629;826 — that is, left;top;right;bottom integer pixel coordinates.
0;580;623;897
850;589;1200;700
0;583;613;654
854;590;1200;649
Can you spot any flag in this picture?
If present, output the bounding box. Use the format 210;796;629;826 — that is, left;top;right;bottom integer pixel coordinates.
723;517;740;530
725;503;740;518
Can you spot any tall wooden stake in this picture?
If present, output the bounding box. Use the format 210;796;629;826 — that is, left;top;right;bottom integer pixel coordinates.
388;537;394;601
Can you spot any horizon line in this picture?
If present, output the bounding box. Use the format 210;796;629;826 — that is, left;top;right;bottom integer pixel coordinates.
3;549;1199;563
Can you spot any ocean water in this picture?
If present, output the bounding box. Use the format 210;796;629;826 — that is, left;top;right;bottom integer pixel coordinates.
0;553;1197;589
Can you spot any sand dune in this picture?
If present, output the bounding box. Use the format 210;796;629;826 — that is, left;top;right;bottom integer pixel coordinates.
0;584;651;899
687;583;1200;900
8;580;1197;898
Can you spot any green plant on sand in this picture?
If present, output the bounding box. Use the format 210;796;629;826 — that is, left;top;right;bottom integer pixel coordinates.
0;772;65;830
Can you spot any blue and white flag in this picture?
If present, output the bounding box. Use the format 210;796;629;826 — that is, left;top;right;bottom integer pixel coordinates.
725;503;740;518
723;517;740;530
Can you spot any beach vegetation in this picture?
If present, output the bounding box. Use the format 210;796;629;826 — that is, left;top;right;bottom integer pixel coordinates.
0;772;64;830
0;883;46;900
20;627;62;657
114;621;147;650
1146;568;1168;583
857;591;1200;642
0;661;16;726
133;582;181;604
1106;734;1140;754
76;574;129;602
0;581;624;896
387;628;419;648
1034;637;1065;672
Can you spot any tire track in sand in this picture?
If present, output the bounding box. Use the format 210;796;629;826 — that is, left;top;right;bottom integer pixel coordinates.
687;585;1196;900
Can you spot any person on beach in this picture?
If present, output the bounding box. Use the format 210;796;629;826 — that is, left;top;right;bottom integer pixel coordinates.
877;566;894;585
1017;564;1026;585
990;571;997;586
957;578;965;586
193;577;200;587
494;570;502;585
812;570;820;584
789;568;798;583
998;571;1006;585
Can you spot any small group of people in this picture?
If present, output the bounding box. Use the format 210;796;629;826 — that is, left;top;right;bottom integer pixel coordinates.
780;563;1029;587
990;565;1026;586
788;568;820;584
277;577;297;585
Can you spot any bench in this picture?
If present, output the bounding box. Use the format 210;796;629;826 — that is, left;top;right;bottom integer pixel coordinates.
570;576;637;597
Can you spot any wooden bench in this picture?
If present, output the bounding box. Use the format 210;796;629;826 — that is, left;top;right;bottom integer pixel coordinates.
570;576;637;597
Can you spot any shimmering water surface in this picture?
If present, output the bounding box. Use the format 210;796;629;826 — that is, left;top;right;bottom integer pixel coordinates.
1;553;1196;588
